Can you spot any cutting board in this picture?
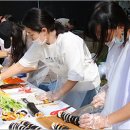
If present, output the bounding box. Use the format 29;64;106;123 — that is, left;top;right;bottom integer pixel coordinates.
36;115;87;130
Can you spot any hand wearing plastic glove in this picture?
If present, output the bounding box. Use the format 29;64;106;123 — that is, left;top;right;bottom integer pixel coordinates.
36;91;60;102
91;90;106;108
79;113;111;129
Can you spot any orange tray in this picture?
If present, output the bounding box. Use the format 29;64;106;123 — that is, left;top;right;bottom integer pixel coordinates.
3;77;24;84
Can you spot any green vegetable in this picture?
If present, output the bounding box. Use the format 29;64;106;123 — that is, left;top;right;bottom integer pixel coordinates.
0;92;24;113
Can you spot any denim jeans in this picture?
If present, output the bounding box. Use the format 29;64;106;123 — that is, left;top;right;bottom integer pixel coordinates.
38;80;57;92
80;88;97;107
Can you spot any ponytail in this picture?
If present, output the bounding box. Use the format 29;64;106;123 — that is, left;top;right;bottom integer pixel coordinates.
53;21;66;36
11;23;27;63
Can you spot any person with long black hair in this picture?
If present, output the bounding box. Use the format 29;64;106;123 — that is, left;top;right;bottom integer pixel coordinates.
79;2;130;129
0;21;26;67
0;8;100;109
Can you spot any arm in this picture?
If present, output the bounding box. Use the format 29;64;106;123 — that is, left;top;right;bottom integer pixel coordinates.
79;103;130;129
108;103;130;125
0;62;36;80
0;42;43;80
51;36;85;100
53;80;78;100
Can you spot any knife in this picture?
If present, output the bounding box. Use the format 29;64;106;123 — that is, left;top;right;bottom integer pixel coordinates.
71;104;103;116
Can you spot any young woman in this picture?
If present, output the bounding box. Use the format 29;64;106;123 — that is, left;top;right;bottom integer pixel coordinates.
0;8;100;109
79;2;130;129
0;20;56;88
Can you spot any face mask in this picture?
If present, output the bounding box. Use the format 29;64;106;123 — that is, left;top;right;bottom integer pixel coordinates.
32;37;47;45
106;33;124;47
114;33;124;46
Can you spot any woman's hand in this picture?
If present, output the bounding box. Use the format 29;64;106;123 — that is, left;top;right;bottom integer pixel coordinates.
79;113;111;129
36;91;60;102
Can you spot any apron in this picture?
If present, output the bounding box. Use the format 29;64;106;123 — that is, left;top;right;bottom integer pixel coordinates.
42;42;100;109
27;61;49;87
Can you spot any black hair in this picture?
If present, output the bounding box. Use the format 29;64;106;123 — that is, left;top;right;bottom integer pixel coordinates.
4;14;15;22
88;1;130;59
0;20;26;64
0;21;13;48
68;19;78;27
11;23;27;63
22;8;65;36
0;14;15;23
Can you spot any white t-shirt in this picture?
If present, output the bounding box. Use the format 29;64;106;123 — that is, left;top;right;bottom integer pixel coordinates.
19;31;99;86
19;32;100;108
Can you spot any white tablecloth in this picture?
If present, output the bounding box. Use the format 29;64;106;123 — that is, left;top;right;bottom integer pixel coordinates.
0;81;75;129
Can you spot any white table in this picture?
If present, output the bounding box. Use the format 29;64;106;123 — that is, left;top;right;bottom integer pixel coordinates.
0;82;75;129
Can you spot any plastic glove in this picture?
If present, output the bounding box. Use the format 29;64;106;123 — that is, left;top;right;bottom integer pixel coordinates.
35;91;51;101
91;90;106;108
79;113;111;129
35;91;59;102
